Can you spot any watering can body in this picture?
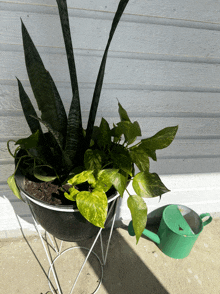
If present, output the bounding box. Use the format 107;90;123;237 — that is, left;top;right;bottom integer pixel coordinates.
128;204;212;259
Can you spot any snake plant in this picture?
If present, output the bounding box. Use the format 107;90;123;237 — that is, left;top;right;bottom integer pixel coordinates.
7;0;178;243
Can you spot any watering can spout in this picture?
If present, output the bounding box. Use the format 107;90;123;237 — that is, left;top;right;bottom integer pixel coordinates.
128;221;161;244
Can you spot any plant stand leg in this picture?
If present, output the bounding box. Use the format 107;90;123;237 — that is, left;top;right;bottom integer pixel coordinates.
28;197;119;294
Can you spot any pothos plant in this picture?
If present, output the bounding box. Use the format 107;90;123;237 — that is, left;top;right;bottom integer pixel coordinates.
7;0;178;243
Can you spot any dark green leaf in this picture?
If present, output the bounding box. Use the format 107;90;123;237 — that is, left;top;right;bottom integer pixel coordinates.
117;121;141;145
141;126;178;150
56;0;83;161
97;118;111;148
47;72;67;145
127;195;147;243
111;124;123;143
22;20;67;143
31;115;72;169
85;0;130;147
65;99;83;163
56;0;81;121
130;146;150;172
76;189;108;228
118;102;131;122
16;130;40;150
111;145;132;176
133;171;170;198
17;78;42;135
84;149;102;171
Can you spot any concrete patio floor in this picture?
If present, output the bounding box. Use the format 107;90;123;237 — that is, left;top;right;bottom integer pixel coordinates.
1;217;220;294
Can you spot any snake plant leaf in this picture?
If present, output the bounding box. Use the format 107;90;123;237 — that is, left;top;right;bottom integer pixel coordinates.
118;102;131;122
17;78;42;135
129;145;150;172
97;118;111;148
47;72;67;146
85;0;130;147
21;20;67;145
76;189;108;228
141;126;178;151
7;174;23;201
56;0;82;161
56;0;81;112
127;194;148;243
30;115;72;169
133;171;170;198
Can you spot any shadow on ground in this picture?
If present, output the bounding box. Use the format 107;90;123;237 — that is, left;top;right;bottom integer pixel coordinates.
19;224;169;294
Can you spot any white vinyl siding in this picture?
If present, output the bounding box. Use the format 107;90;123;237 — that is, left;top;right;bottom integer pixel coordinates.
1;0;220;236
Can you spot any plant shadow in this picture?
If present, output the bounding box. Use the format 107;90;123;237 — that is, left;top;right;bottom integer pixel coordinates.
17;219;169;294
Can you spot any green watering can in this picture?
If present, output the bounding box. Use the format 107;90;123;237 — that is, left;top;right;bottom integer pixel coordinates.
128;204;212;259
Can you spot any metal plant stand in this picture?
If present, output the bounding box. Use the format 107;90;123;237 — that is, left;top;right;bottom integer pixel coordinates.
29;196;119;294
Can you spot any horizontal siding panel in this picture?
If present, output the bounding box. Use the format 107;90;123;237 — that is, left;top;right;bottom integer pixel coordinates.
2;10;220;59
1;116;220;138
2;51;220;89
150;157;220;175
3;0;220;24
1;84;220;116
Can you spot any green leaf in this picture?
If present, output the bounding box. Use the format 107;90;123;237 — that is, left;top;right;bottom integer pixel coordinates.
111;145;132;176
84;149;103;172
34;174;57;182
57;0;83;163
133;171;170;198
76;189;108;228
64;186;79;201
141;126;178;150
67;170;94;185
97;118;111;148
111;172;128;197
117;121;141;145
127;195;147;243
17;78;42;135
33;165;57;182
111;124;123;143
21;21;67;143
56;0;81;127
16;130;40;150
95;169;119;192
7;175;23;201
130;145;150;172
118;102;131;122
85;0;130;147
65;99;83;163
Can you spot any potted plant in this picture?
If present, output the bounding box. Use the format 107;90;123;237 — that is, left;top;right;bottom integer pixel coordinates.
7;0;178;243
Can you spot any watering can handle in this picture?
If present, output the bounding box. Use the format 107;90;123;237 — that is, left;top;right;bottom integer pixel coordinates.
199;213;212;226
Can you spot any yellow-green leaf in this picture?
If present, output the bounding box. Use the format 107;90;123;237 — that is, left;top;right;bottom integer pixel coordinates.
76;189;108;228
7;175;23;201
127;195;147;243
